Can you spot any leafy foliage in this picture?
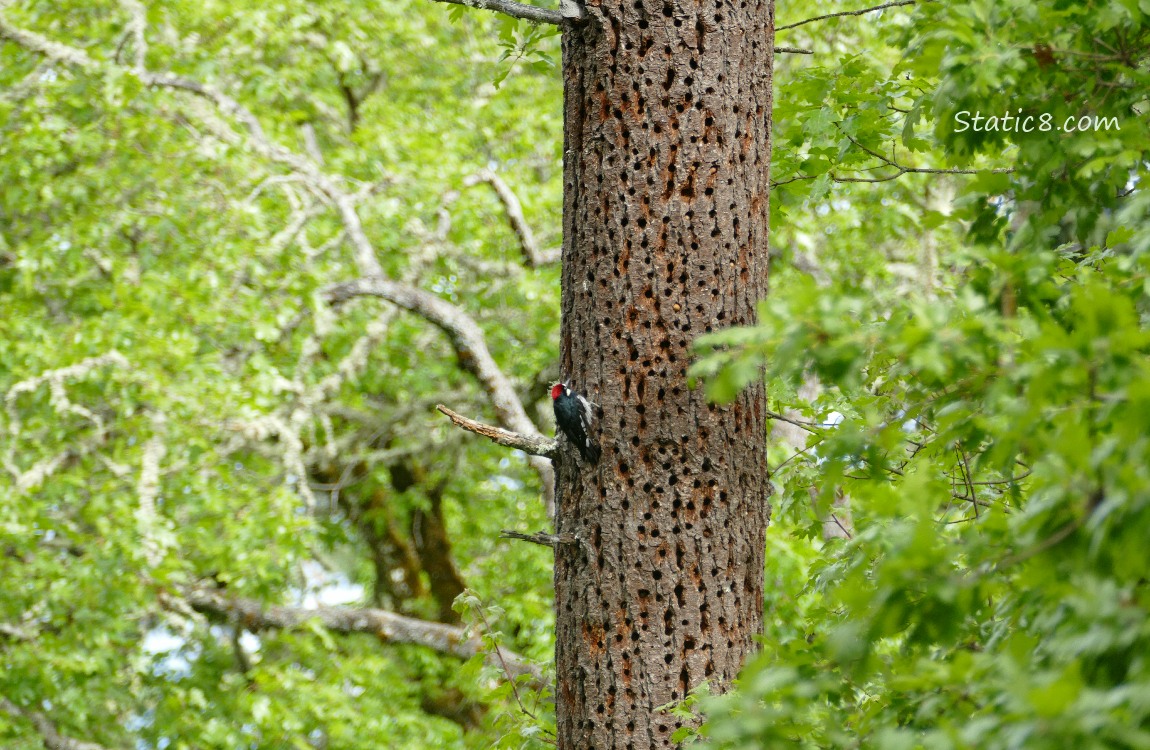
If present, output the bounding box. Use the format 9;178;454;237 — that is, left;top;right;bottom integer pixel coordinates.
693;1;1150;747
1;1;561;747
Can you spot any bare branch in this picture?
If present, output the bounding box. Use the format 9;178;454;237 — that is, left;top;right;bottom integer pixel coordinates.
766;409;822;433
500;529;577;547
5;451;69;494
323;277;556;513
464;169;560;268
3;352;128;494
437;405;557;457
181;586;544;686
0;697;117;750
325;279;539;437
777;0;922;31
426;0;564;25
0;15;94;66
828;511;853;539
774;46;813;54
5;351;128;435
837;129;1015;182
119;0;147;70
771;157;1013;188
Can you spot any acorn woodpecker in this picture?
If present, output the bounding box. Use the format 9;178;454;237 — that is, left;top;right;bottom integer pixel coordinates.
551;382;600;464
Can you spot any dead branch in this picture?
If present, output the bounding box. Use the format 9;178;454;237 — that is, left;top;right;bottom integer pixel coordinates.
323;277;557;511
499;529;577;547
181;586;545;686
437;405;557;457
426;0;564;25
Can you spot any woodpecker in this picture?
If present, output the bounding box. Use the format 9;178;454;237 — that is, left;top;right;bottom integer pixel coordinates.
551;382;600;464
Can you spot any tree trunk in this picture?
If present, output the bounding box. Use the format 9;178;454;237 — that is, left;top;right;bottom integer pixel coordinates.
555;0;774;746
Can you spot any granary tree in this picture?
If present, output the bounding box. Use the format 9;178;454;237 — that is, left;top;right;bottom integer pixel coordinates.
417;0;777;745
550;1;773;746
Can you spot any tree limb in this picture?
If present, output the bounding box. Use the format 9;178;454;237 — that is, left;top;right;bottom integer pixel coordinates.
839;129;1011;180
420;0;826;55
772;161;1013;187
499;529;577;547
425;0;564;25
323;277;556;511
0;697;116;750
323;278;539;436
437;405;558;457
463;169;560;268
777;0;922;31
765;409;822;433
181;586;545;686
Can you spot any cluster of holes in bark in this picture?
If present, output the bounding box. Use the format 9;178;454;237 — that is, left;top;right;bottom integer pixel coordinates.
582;419;733;706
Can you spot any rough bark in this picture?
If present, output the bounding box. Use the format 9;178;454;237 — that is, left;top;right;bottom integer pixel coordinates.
554;1;774;747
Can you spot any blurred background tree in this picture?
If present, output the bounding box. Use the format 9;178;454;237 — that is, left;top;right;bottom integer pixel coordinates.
2;1;564;747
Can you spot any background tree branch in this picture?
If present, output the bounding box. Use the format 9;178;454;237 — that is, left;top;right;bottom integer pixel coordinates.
777;0;922;31
324;277;557;510
0;9;557;512
424;0;565;25
463;169;561;268
0;696;116;750
181;586;545;686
